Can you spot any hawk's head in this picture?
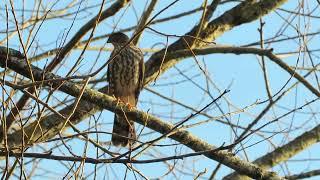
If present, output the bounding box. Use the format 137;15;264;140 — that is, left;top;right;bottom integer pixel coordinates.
107;32;130;44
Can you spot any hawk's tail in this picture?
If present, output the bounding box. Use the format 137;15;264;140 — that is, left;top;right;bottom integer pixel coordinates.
111;113;136;147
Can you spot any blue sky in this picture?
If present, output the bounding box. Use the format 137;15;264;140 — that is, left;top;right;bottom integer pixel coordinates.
1;0;320;179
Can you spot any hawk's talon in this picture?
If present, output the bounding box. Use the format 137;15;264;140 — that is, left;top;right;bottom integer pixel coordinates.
125;103;134;110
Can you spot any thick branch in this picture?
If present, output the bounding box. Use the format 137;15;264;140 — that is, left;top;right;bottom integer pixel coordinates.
0;54;284;180
1;0;130;133
0;0;290;178
155;46;320;97
144;0;288;84
224;118;320;179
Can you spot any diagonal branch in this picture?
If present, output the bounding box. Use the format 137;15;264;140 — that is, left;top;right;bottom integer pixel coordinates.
144;0;288;84
2;0;130;133
0;0;290;178
224;115;320;180
0;53;284;180
47;0;130;71
131;0;158;45
155;46;320;97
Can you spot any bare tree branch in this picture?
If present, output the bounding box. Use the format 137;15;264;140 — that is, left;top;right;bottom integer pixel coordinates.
0;50;284;180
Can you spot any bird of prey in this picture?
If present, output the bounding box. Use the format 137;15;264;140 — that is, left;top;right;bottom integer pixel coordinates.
107;32;145;146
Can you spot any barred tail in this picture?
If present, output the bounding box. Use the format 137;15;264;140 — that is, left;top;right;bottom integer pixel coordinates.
111;114;136;146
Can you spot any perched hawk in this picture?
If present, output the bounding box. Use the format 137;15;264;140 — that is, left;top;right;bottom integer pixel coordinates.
107;32;145;146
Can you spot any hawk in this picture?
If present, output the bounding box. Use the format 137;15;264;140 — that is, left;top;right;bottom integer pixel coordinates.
107;32;145;146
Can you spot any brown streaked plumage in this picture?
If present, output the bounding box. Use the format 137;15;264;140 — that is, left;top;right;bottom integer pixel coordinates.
107;32;144;146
